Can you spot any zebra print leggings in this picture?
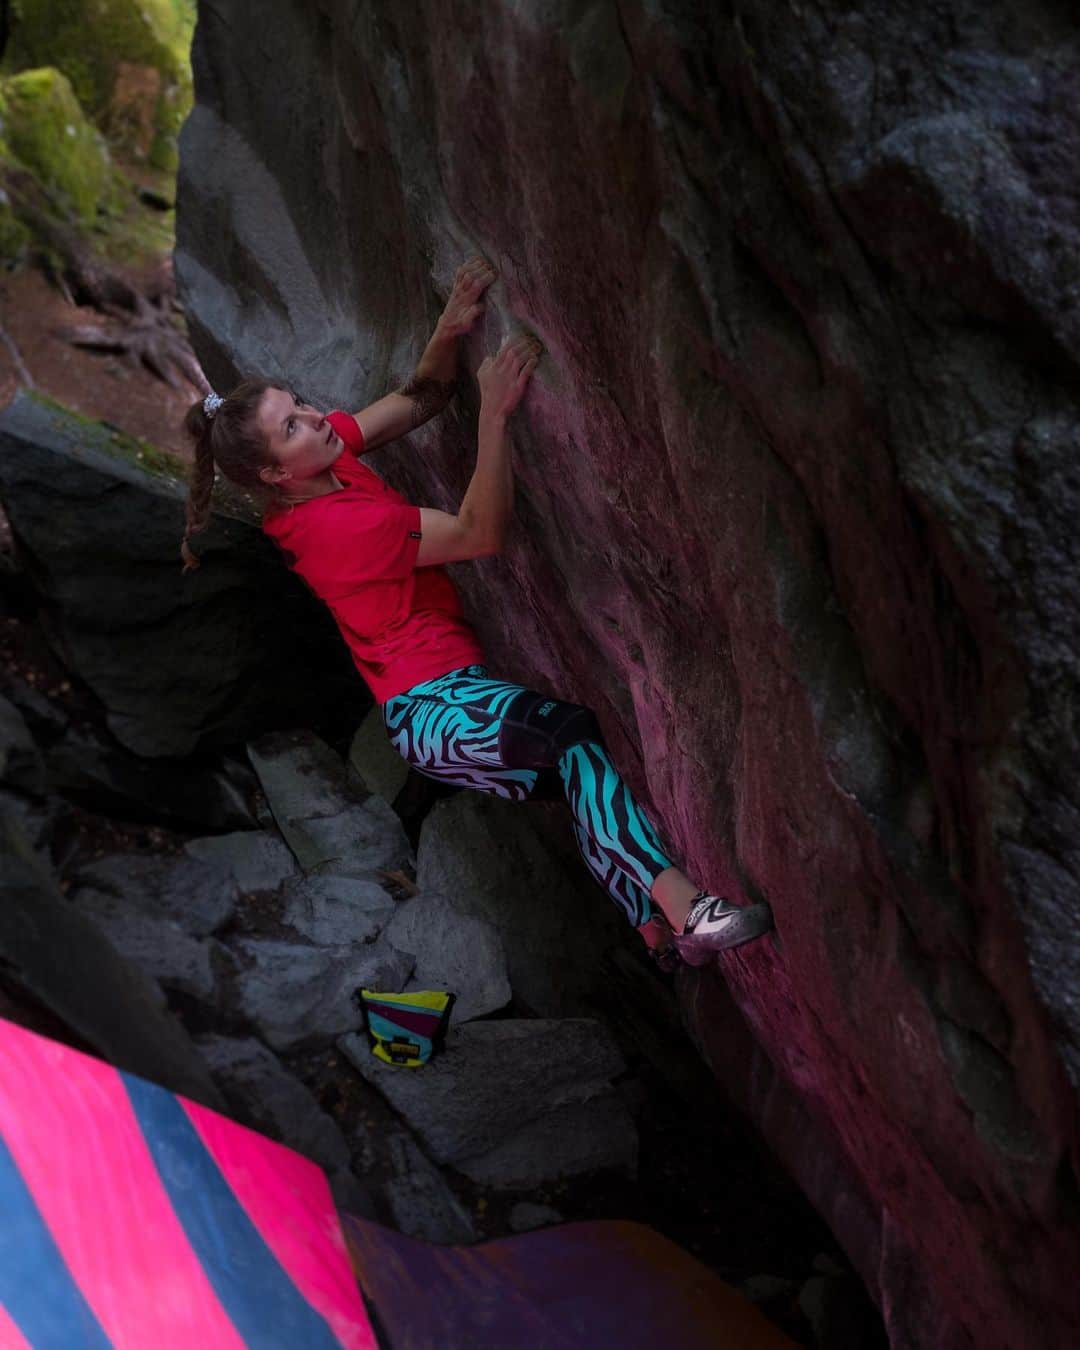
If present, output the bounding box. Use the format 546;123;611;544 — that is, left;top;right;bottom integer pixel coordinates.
380;664;674;928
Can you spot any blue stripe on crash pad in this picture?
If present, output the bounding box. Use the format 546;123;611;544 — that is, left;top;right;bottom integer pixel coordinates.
0;1130;111;1349
121;1072;340;1349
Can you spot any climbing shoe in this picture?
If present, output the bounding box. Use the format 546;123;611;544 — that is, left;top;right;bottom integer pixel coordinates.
670;891;774;966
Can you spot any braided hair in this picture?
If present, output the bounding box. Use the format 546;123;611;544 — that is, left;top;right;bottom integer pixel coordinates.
179;378;278;572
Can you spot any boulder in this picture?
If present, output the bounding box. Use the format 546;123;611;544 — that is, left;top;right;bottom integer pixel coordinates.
184;829;301;894
0;389;370;759
246;729;413;878
456;1094;638;1190
227;937;414;1052
379;1133;477;1246
70;851;239;936
195;1032;374;1217
0;805;223;1109
338;1018;631;1170
196;1034;353;1173
414;790;631;1020
347;706;410;806
0;693;46;796
0;67;120;224
69;886;225;1005
381;891;511;1025
0;671;69;742
4;0;195;172
278;874;395;946
46;726;258;831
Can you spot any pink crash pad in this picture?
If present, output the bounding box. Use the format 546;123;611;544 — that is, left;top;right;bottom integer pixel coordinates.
0;1011;795;1349
0;1015;375;1348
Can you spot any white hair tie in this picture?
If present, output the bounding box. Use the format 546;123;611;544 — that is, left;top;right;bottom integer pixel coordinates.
203;390;225;418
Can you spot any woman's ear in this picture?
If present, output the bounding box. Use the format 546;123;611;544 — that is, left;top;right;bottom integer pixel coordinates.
258;464;285;486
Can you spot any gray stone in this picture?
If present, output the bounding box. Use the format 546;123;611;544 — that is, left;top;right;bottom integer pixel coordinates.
0;389;367;758
45;728;257;832
508;1202;564;1234
280;874;396;945
327;1168;377;1220
347;707;410;806
70;851;239;936
71;887;222;1004
0;671;69;741
383;891;511;1024
0;693;45;796
0;804;223;1109
381;1133;477;1245
0;786;61;865
457;1093;638;1190
184;829;301;893
415;792;630;1019
247;730;413;878
228;937;414;1052
338;1019;626;1165
196;1034;353;1173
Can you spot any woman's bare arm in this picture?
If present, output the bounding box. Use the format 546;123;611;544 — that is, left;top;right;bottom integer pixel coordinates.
351;257;495;452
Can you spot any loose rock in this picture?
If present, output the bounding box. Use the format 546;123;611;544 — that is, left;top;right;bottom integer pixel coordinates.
379;1133;477;1246
196;1033;354;1173
228;937;414;1052
279;874;395;945
185;828;300;893
70;886;223;1004
338;1018;628;1166
456;1094;638;1190
247;729;413;878
70;851;239;935
382;891;511;1024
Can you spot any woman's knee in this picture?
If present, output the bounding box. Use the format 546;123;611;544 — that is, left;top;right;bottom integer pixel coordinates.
496;688;605;770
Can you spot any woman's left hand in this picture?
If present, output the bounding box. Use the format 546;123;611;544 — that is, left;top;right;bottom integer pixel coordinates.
437;257;497;339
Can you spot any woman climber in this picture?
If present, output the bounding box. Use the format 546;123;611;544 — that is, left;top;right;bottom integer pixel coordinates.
179;256;774;970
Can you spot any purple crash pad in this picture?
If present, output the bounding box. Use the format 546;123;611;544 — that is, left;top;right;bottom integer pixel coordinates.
342;1213;797;1348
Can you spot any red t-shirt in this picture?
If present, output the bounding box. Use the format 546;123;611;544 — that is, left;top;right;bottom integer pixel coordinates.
262;409;486;704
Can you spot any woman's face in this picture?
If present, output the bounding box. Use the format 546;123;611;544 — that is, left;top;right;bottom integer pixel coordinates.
256;386;342;486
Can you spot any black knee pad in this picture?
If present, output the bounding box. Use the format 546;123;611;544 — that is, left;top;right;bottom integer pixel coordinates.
497;688;605;771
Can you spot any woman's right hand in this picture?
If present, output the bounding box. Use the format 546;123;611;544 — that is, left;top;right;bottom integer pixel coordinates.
477;333;542;420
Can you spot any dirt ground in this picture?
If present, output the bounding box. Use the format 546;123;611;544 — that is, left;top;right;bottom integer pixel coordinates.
0;257;198;459
0;149;201;464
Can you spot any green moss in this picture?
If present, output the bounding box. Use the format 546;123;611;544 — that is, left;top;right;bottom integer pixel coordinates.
25;387;263;526
0;194;32;268
4;0;195;173
0;67;116;224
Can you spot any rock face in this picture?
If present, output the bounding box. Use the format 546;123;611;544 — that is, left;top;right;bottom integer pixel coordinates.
174;5;1080;1347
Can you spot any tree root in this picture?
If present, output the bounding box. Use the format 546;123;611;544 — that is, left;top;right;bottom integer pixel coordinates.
1;162;208;393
